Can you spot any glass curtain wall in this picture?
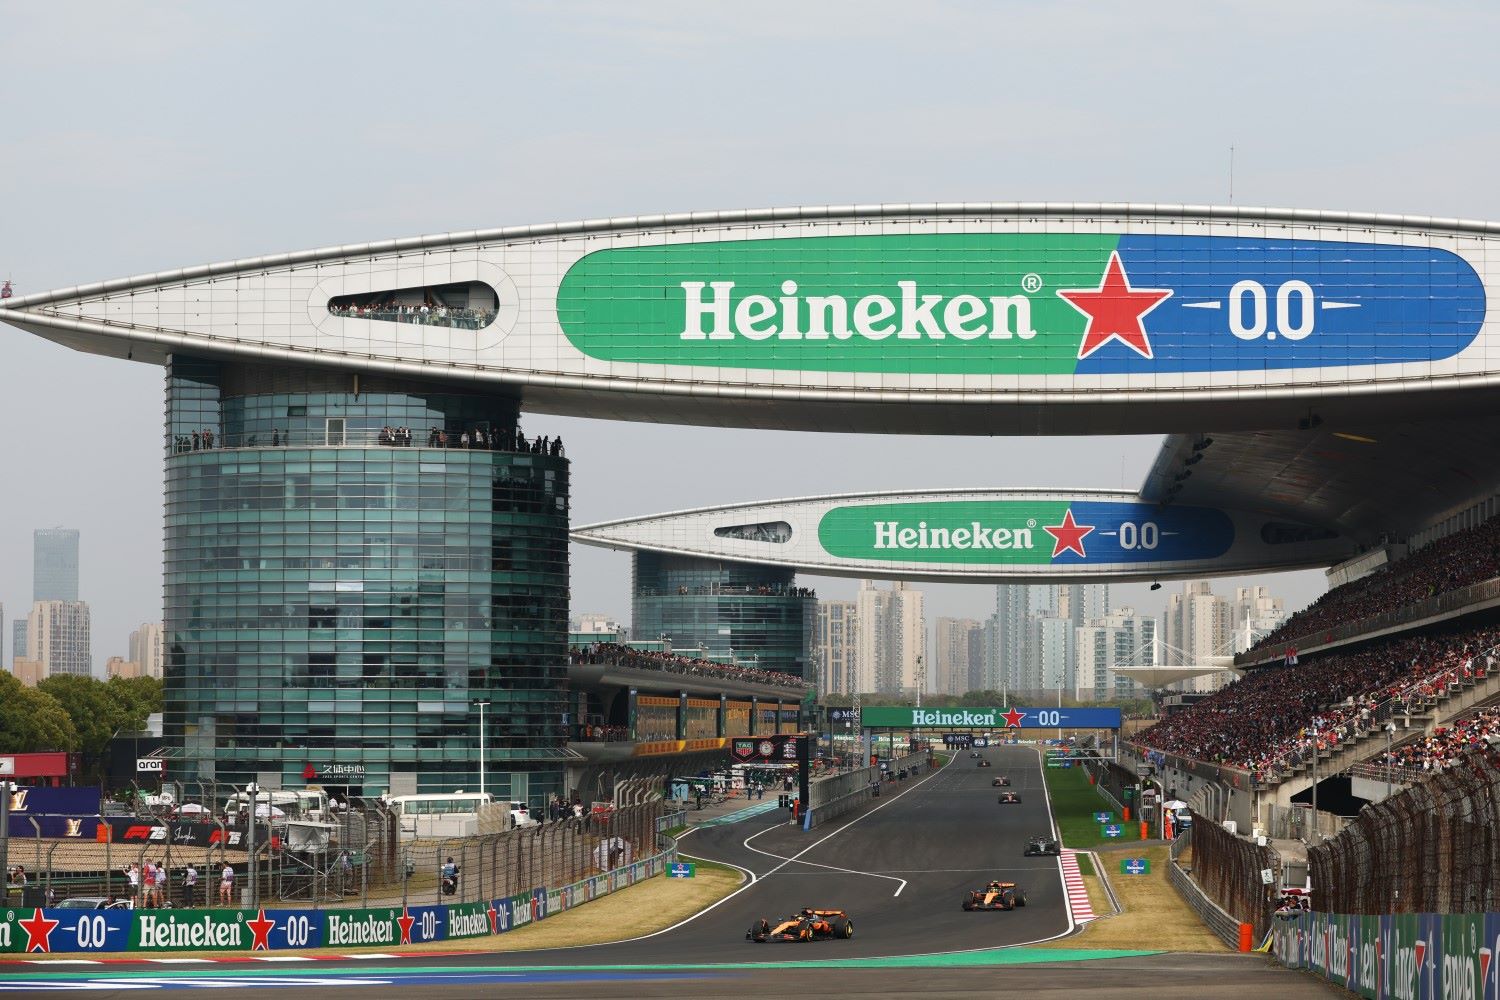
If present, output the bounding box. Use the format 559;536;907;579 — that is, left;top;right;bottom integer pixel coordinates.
162;357;569;806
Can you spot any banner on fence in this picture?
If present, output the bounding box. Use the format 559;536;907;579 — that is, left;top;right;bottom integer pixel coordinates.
1271;910;1500;999
0;844;676;955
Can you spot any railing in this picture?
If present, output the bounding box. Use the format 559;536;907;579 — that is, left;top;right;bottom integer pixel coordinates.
169;427;563;456
3;801;666;913
328;306;495;330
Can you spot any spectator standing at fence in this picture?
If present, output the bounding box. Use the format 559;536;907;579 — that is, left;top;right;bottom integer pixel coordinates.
219;863;235;905
142;861;157;908
125;863;140;904
183;864;198;907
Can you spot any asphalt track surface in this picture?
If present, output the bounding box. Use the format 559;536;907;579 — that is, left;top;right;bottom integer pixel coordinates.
0;747;1341;996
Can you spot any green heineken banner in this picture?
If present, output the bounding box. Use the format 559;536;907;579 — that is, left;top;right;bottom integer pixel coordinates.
860;706;1121;730
0;845;681;955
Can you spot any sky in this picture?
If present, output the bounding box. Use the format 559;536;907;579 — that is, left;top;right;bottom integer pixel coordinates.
4;1;1499;672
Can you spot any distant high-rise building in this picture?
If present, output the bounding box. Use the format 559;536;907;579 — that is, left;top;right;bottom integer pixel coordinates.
1075;608;1156;702
1036;615;1073;690
817;600;857;695
128;623;165;680
12;619;27;660
1230;586;1287;652
107;656;143;679
967;623;987;694
34;528;80;603
28;600;92;679
853;580;926;695
1164;581;1234;692
0;601;4;667
993;584;1053;695
934;617;982;696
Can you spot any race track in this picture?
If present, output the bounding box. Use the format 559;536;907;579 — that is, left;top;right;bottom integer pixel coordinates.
0;747;1342;995
513;741;1072;963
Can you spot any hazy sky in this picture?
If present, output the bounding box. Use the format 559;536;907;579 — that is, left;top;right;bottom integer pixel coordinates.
5;1;1499;671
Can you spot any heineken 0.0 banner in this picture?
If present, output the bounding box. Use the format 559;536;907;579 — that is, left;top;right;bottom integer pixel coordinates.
860;706;1122;730
0;845;678;955
557;233;1484;375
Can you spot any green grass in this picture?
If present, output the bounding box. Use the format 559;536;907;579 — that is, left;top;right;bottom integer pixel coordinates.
1043;765;1142;850
1074;851;1095;877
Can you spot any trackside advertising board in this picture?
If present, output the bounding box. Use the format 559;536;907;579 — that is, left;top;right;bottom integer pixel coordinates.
860;706;1122;730
1270;910;1500;999
0;851;674;954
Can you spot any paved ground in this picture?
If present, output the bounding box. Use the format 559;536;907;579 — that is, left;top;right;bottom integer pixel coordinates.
0;747;1342;996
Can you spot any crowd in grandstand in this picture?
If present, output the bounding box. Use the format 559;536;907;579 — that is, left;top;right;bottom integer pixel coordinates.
1252;515;1500;652
1375;706;1500;773
638;583;817;598
329;300;495;330
1136;624;1500;781
569;642;807;689
171;424;562;455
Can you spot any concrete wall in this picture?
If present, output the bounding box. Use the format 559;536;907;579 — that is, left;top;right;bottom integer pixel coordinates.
804;751;928;829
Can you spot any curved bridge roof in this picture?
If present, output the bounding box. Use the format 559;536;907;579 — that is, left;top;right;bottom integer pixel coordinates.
5;202;1497;548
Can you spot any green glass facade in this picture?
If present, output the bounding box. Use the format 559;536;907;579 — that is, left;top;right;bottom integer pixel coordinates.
163;358;570;806
631;552;815;678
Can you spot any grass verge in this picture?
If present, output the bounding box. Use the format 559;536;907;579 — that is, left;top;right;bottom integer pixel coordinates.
1042;764;1143;850
1039;846;1228;953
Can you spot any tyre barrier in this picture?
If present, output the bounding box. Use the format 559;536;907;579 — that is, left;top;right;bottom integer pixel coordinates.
0;847;677;955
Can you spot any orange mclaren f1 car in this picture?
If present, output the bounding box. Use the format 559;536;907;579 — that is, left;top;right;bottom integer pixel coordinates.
747;908;855;942
962;880;1028;911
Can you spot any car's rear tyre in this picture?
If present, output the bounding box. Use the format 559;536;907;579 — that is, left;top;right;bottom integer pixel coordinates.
1017;891;1028;907
962;898;975;911
838;918;854;939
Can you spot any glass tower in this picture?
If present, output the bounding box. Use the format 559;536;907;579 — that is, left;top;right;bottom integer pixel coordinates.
34;528;80;602
162;357;570;806
631;552;815;677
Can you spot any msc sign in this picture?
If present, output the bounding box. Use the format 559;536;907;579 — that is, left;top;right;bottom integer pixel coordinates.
557;233;1484;376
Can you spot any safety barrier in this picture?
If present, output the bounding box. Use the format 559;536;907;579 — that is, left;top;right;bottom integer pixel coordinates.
1166;831;1243;950
1269;909;1500;997
0;835;679;955
803;750;930;829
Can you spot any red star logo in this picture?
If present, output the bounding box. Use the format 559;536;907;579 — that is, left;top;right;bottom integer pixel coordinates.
1057;251;1172;360
246;908;276;951
1043;509;1095;559
486;903;498;934
19;908;59;953
1002;707;1026;729
396;907;415;945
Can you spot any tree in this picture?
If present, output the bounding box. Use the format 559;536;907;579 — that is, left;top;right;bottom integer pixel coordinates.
36;675;124;763
0;671;79;752
104;675;163;728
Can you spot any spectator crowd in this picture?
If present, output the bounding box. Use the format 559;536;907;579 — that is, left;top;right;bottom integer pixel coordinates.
569;642;808;690
1252;516;1500;653
1136;623;1500;783
171;424;562;456
1375;705;1500;774
329;300;495;330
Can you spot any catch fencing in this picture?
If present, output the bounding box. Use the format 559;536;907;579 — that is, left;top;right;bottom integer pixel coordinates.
1183;809;1278;941
2;800;666;914
1308;749;1500;914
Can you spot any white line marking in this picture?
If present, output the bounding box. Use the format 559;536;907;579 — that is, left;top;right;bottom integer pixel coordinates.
144;957;213;964
1034;744;1079;940
1181;301;1222;309
252;955;316;962
1321;301;1360;309
740;824;910;897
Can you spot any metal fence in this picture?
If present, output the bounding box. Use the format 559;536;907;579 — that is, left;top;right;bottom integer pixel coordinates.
3;800;665;913
1309;749;1500;914
1185;809;1278;940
